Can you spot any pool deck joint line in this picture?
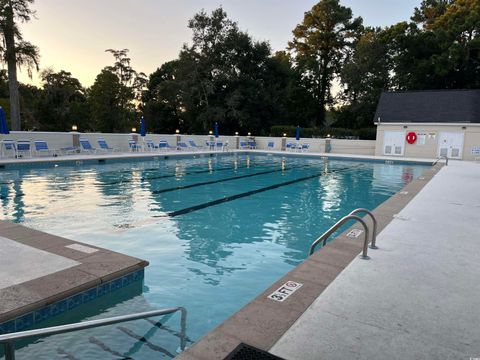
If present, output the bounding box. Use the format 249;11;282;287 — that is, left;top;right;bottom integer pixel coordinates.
0;221;148;326
176;162;444;360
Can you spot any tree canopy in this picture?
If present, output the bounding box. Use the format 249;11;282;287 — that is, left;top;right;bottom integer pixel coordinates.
289;0;363;127
1;0;479;137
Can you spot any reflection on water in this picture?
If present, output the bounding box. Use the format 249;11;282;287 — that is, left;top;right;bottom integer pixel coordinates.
0;155;428;359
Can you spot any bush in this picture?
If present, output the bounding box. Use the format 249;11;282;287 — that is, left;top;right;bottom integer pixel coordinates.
270;125;376;140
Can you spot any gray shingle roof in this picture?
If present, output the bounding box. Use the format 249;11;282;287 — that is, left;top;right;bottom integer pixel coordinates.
374;90;480;123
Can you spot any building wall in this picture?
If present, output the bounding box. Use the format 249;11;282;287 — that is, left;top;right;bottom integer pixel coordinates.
329;139;375;155
375;124;480;160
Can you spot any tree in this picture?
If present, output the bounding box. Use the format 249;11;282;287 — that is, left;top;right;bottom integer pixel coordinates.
88;69;128;133
338;28;390;128
18;83;40;129
0;0;39;130
100;49;146;130
412;0;453;28
105;49;147;102
36;69;88;131
143;7;312;135
142;60;183;133
428;0;480;88
289;0;362;127
141;7;323;135
384;0;480;90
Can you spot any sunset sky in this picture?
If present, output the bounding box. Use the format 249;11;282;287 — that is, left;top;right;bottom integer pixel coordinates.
18;0;420;87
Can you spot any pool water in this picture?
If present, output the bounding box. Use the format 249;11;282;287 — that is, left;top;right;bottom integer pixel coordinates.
0;154;428;359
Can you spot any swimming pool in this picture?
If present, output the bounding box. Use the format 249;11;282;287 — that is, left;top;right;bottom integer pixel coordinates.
0;154;428;359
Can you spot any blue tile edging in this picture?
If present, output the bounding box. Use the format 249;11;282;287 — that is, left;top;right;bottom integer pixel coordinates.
0;269;144;334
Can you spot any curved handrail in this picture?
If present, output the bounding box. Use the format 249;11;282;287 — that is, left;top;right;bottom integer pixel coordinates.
309;215;370;260
433;155;448;166
0;307;187;360
349;208;378;249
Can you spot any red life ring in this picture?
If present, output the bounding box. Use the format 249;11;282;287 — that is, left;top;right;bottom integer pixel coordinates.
406;132;417;144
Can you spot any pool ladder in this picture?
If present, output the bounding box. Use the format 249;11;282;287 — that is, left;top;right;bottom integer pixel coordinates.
0;307;187;360
433;155;448;166
309;208;378;260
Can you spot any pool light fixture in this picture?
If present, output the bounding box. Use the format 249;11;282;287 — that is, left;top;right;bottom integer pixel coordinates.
175;129;180;134
283;133;287;137
248;132;251;136
132;127;137;133
235;132;239;136
209;130;213;135
71;125;78;131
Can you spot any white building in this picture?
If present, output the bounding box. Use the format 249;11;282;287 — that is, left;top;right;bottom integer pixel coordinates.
374;90;480;160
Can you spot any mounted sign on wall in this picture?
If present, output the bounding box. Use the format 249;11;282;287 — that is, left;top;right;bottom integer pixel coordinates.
471;147;480;156
417;133;426;145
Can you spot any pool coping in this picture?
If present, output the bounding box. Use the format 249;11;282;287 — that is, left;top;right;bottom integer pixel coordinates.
176;163;444;360
0;220;149;330
250;149;436;166
0;149;437;169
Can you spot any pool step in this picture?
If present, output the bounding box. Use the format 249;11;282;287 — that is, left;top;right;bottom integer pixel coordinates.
145;318;194;344
87;319;190;359
117;325;176;358
89;336;131;359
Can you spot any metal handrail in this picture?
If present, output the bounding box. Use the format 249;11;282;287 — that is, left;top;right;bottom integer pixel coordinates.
0;307;187;360
309;215;370;260
349;208;378;249
433;155;448;166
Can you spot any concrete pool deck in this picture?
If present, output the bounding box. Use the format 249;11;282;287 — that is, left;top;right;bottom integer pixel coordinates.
271;160;480;359
0;220;148;332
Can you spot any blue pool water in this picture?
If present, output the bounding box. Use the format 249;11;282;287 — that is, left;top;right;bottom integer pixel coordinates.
0;154;428;359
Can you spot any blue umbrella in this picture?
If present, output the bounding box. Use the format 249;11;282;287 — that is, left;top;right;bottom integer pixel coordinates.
140;116;146;137
295;126;301;141
214;122;219;138
0;107;9;135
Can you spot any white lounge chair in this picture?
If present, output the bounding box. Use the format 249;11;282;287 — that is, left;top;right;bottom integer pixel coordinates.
1;139;16;157
188;139;203;151
16;140;32;158
128;140;141;152
34;140;58;157
97;138;116;152
79;138;97;153
159;140;176;151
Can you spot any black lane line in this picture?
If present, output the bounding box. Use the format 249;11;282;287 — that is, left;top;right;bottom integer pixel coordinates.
95;162;275;186
150;165;309;195
156;165;363;218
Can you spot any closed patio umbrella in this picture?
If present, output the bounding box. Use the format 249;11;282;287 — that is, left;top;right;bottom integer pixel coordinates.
0;107;9;134
296;126;300;141
214;122;219;138
140;116;146;137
